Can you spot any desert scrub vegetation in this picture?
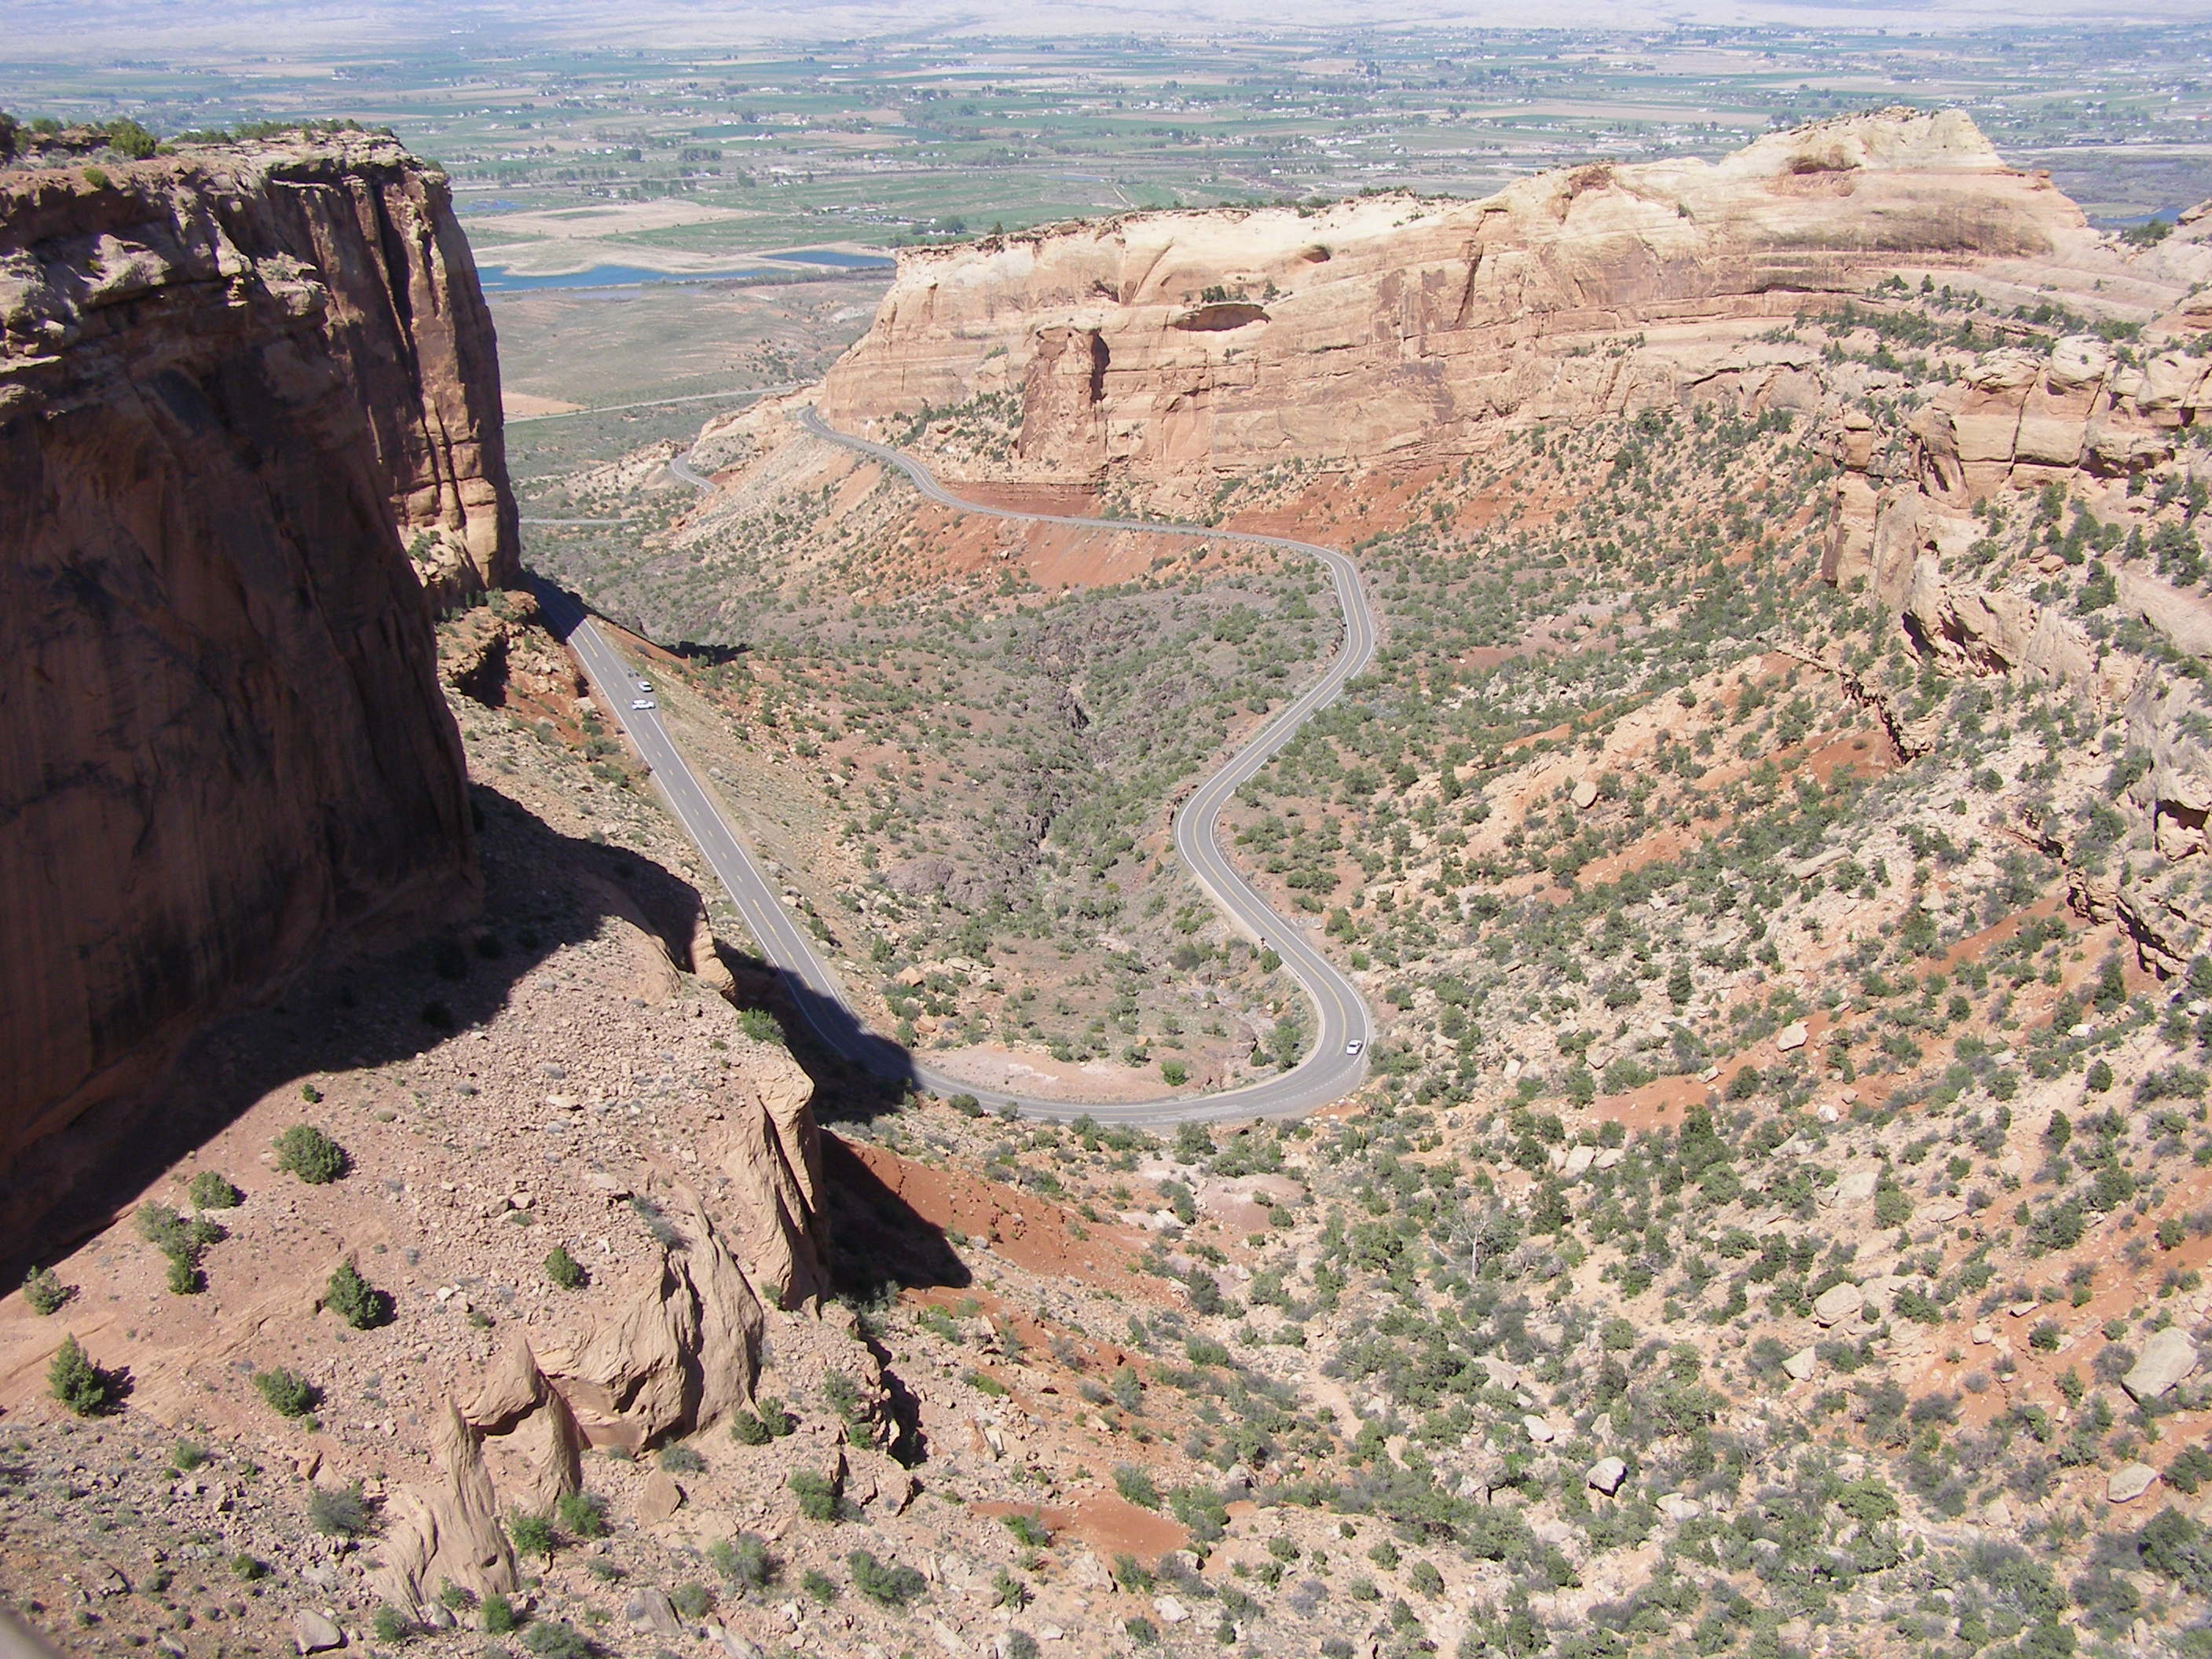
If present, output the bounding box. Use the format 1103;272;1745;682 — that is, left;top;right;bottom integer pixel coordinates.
47;1335;116;1415
323;1259;390;1329
187;1170;240;1208
20;1265;70;1315
526;277;2212;1659
273;1122;347;1184
251;1366;319;1419
847;1548;927;1608
137;1201;225;1295
544;1244;588;1289
541;447;1344;1075
709;1532;775;1592
789;1468;844;1522
307;1481;378;1537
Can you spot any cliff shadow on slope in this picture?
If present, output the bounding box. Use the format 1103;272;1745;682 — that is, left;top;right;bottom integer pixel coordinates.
0;782;780;1281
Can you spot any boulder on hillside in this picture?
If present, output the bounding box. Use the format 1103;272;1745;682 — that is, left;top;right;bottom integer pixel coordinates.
1814;1282;1866;1327
1823;1170;1879;1207
2122;1327;2201;1402
2107;1463;2161;1504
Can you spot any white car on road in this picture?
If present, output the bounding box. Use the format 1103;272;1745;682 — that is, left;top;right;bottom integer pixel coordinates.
631;698;656;711
1344;1039;1364;1057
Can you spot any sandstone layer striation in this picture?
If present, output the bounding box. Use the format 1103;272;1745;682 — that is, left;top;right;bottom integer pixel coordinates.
0;131;515;1241
811;110;2089;482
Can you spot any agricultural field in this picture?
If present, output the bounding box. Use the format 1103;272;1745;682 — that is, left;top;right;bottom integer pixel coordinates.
4;20;2210;287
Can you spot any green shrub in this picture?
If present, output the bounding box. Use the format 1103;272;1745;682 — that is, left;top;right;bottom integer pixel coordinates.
1836;1477;1900;1525
1114;1463;1162;1509
738;1006;783;1045
517;1613;586;1650
2167;1445;2212;1496
508;1511;555;1559
1161;1060;1189;1086
848;1550;926;1607
22;1266;70;1315
187;1170;240;1209
544;1247;587;1290
252;1367;319;1418
231;1554;267;1581
372;1606;413;1643
1002;1511;1053;1547
273;1124;347;1184
670;1580;713;1619
324;1260;388;1329
482;1593;521;1634
172;1440;207;1473
309;1482;378;1537
658;1443;705;1474
103;117;158;159
823;1371;866;1426
2138;1507;2212;1595
137;1201;223;1293
755;1397;794;1436
82;166;109;189
729;1409;771;1445
47;1335;113;1415
555;1489;607;1539
1873;1182;1914;1229
800;1568;839;1605
709;1533;773;1589
790;1470;840;1523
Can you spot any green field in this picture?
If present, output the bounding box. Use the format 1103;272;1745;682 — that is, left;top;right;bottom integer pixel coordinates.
5;21;2208;280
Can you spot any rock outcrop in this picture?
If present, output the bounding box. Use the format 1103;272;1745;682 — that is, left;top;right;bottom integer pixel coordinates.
380;1142;836;1610
369;1402;519;1613
718;1045;830;1309
0;131;511;1243
1864;338;2212;521
464;1335;587;1515
549;1189;768;1456
808;110;2086;484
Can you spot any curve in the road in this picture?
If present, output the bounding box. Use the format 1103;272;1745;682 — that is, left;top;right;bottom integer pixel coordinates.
536;412;1376;1125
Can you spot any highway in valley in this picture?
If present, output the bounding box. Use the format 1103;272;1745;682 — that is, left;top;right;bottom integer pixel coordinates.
533;408;1375;1124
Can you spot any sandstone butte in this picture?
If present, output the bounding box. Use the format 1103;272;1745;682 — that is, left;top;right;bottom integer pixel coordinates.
0;130;522;1244
799;108;2190;488
755;105;2212;920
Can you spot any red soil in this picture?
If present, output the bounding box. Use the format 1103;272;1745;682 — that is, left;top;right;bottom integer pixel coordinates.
972;1492;1192;1564
837;1140;1166;1300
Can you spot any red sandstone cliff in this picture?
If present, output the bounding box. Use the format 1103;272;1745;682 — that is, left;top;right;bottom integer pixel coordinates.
0;131;506;1236
807;109;2091;484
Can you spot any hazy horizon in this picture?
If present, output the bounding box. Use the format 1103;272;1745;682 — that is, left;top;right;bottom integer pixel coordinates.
12;0;2212;57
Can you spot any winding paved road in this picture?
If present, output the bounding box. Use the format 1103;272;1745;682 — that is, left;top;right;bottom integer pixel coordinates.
531;408;1375;1124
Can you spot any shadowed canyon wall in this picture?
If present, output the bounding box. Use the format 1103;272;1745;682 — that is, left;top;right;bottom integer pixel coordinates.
0;131;516;1240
